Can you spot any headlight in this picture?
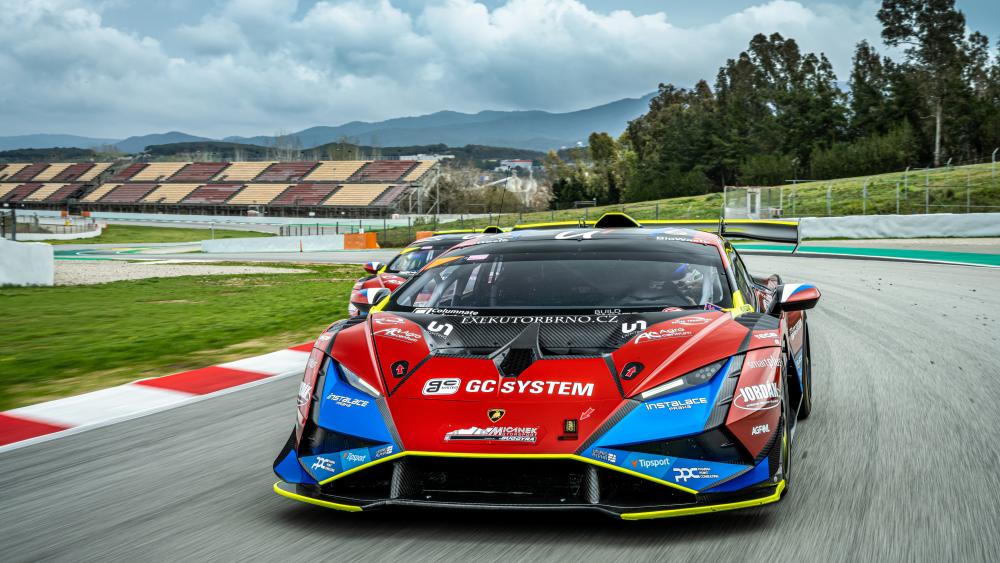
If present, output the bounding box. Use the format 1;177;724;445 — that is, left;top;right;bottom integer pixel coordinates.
339;362;381;398
638;359;726;401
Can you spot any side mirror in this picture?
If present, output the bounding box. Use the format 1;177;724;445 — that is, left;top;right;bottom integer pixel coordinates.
366;288;391;306
768;283;821;315
363;261;384;275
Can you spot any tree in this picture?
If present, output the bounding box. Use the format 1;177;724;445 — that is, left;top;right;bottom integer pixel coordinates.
588;132;620;204
878;0;967;166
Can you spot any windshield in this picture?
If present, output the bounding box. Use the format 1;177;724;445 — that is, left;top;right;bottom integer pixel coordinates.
388;242;731;311
385;247;445;274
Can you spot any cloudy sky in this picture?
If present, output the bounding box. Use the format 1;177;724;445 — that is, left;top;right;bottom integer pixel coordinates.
0;0;995;139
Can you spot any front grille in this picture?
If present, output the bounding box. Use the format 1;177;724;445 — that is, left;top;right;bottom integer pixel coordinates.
317;457;695;509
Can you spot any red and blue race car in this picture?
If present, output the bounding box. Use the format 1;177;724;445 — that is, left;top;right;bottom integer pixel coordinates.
348;228;500;317
275;215;820;519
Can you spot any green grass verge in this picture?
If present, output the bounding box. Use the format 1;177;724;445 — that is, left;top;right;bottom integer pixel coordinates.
46;224;273;245
379;162;1000;247
0;263;357;410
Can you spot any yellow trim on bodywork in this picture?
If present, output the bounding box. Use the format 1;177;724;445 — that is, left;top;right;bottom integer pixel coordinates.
272;482;363;512
620;480;786;520
642;219;799;227
511;220;589;231
315;450;696;494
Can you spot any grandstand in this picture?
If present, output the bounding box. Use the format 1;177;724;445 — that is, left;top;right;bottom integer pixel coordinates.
1;159;438;217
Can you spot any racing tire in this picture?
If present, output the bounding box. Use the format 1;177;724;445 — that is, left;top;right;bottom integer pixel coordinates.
797;320;813;420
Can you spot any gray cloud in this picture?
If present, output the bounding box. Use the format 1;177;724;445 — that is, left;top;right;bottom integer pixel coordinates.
0;0;885;138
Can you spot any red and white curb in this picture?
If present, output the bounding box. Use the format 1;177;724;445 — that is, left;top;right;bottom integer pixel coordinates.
0;343;313;453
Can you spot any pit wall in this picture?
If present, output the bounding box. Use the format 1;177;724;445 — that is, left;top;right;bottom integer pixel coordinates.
0;239;54;286
799;213;1000;239
15;225;104;241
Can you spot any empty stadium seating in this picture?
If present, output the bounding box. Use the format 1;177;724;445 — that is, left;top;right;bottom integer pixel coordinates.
169;162;230;182
269;183;338;206
45;183;83;203
141;184;201;204
132;162;190;182
24;183;68;202
77;163;111;181
350;161;417;182
372;184;409;206
0;183;20;199
52;163;96;182
82;183;121;202
7;163;49;182
108;163;148;182
33;163;71;181
323;184;390;206
181;184;244;204
101;183;158;204
402;160;437;182
215;162;273;181
0;164;29;181
1;183;42;203
254;162;318;182
226;184;291;205
303;161;366;182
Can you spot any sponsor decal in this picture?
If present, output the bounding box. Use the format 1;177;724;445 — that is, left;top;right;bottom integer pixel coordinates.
422;378;461;396
595;309;621;315
325;393;370;408
580;407;595;420
373;327;422;343
413;307;479;315
662;307;683;312
620;362;643;381
383;278;404;286
445;426;538;443
306;356;319;370
671;316;710;326
467;254;489;261
554;230;600;240
342;451;368;463
789;321;802;340
487;408;506;423
672;467;719;482
634;457;671;469
634;327;692;345
704;303;724;312
296;382;312;407
373;315;405;325
645;397;708;411
372;445;394;459
465;379;595;396
751;423;771;436
592;449;618;463
317;333;333;342
754;332;779;340
563;419;577;434
622;320;647;334
747;357;781;369
459;315;620;325
310;457;336;473
427;321;454;336
733;382;781;411
390;360;409;378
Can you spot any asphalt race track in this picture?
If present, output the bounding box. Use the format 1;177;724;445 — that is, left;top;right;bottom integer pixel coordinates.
2;255;998;562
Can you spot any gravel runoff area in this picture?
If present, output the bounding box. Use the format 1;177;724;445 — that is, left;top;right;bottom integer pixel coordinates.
55;261;307;285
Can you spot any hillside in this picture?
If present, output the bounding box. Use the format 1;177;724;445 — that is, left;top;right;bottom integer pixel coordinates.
380;162;1000;246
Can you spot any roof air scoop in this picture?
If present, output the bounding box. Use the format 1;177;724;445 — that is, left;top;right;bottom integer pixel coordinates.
593;213;641;229
492;323;541;377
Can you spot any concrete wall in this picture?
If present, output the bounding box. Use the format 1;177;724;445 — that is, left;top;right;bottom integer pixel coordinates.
800;213;1000;239
0;239;54;286
16;225;103;241
201;234;346;253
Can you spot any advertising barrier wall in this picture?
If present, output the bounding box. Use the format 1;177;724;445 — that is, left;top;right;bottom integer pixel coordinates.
800;213;1000;239
201;235;346;253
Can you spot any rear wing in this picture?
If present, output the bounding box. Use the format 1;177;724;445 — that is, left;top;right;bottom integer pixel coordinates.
510;212;801;250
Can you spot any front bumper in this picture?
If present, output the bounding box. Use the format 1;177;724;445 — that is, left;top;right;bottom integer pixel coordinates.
273;451;785;520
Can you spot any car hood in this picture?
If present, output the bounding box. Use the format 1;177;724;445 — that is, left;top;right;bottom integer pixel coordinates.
327;310;780;454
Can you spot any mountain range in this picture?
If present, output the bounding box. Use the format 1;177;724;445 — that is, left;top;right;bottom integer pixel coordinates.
0;93;654;154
